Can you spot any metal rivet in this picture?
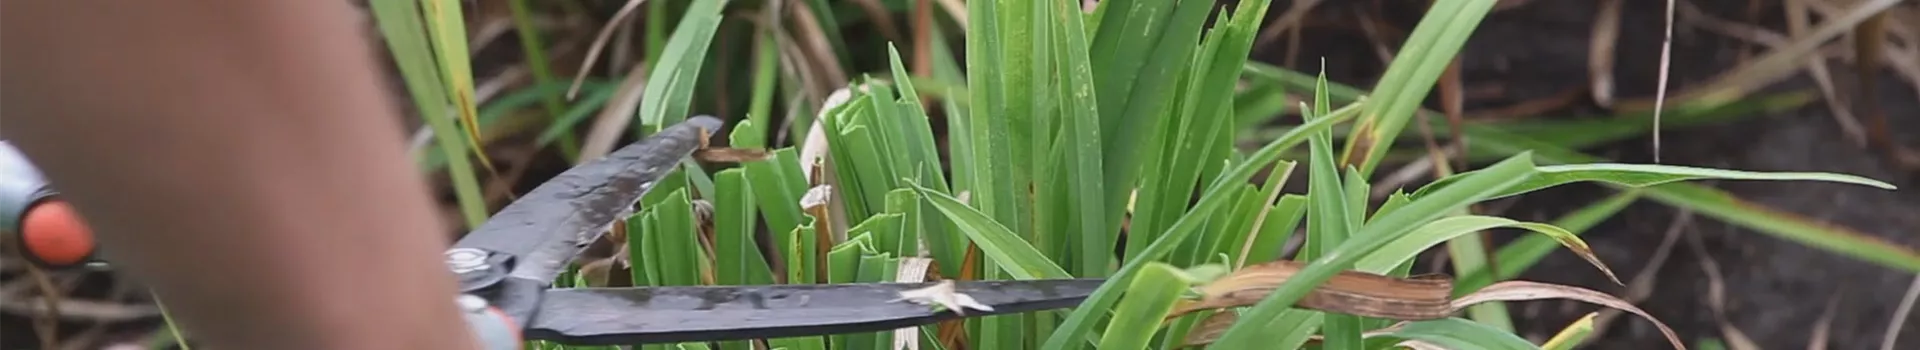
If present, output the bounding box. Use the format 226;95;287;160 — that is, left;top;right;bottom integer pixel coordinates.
457;294;489;312
445;248;489;273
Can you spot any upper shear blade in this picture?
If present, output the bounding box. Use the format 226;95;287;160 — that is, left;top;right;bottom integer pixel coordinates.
451;116;722;285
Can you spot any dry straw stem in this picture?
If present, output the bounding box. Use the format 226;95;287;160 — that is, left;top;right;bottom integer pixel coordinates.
577;62;649;162
1253;0;1324;47
1170;260;1685;349
1590;0;1622;108
1586;209;1691;345
567;0;646;99
1677;0;1870;148
1617;0;1907;111
1652;0;1677;162
1783;0;1869;147
1883;272;1920;350
1684;223;1760;350
1809;293;1841;350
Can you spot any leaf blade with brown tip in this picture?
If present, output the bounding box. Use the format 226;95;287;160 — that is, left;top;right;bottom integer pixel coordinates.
1356;215;1621;285
1453;281;1687;350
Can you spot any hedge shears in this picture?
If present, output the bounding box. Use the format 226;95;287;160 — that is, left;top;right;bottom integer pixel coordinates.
1;116;1103;348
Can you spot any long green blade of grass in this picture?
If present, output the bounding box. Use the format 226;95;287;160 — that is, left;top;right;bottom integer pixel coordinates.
961;0;1023;290
1096;263;1188;349
1088;0;1213;243
1301;70;1361;350
420;0;496;175
885;45;966;277
1339;0;1499;177
1414;161;1896;201
1461;126;1920;273
908;181;1071;280
636;0;730;132
367;0;490;229
1129;0;1272;267
713;168;774;286
1355;216;1597;275
1042;0;1110;278
506;0;581;160
1453;190;1642;294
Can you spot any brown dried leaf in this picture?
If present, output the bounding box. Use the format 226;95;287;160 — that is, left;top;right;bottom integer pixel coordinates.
1180;311;1239;348
694;148;772;163
1168;259;1455;321
1452;281;1686;350
1170;260;1686;350
578;258;617;287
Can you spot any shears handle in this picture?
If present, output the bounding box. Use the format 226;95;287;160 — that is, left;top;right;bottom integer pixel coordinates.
1;141;101;269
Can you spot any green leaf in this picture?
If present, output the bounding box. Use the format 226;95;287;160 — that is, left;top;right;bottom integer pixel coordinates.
1087;0;1214;241
1096;263;1188;349
506;0;579;160
1356;216;1612;282
714;169;773;286
906;182;1071;280
1463;124;1920;274
367;0;488;229
1045;0;1110;278
1241;195;1308;266
1340;0;1500;176
1302;68;1359;350
743;31;780;148
1371;318;1543;350
635;0;730;132
644;188;705;286
1416;162;1897;201
1455;190;1641;294
789;217;820;284
1541;313;1599;350
962;0;1026;252
535;82;621;146
419;0;492;176
743;147;811;265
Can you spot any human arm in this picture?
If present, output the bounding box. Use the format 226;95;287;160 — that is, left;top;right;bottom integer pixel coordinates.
1;1;478;349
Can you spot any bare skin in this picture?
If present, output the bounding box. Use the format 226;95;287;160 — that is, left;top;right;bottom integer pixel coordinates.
2;1;478;349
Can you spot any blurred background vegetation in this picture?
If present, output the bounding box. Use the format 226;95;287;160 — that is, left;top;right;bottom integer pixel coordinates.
3;0;1918;349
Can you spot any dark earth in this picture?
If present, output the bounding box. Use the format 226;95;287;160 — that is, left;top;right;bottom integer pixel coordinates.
4;0;1917;349
1268;1;1920;349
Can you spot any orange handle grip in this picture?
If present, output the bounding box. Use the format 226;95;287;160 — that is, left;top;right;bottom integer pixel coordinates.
18;199;97;268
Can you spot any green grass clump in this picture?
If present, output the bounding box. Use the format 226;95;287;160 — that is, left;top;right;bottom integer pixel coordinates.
356;0;1904;349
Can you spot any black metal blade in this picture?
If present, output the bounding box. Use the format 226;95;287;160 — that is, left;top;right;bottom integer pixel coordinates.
451;116;721;285
522;278;1107;345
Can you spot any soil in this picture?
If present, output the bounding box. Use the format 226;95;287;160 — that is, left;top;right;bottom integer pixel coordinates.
1253;0;1920;349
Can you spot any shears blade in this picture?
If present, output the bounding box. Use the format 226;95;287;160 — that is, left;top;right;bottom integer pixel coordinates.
522;278;1106;345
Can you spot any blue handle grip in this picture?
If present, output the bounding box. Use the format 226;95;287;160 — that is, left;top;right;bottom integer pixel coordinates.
0;141;52;236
